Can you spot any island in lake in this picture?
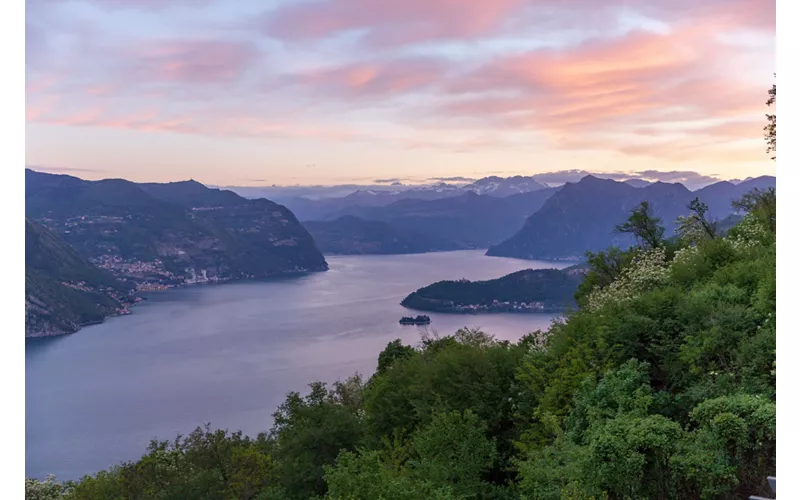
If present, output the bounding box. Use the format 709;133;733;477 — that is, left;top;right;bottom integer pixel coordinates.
399;315;431;325
401;266;586;313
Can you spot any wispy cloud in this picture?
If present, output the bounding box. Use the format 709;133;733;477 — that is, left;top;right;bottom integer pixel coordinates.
527;169;723;189
428;176;477;183
27;165;106;174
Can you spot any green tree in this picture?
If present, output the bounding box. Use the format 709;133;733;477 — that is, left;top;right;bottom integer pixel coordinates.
574;247;635;305
519;361;683;499
764;77;775;160
269;379;365;499
226;447;275;499
376;339;416;376
672;394;776;499
732;188;776;234
409;410;498;496
615;201;665;249
324;449;458;500
676;198;718;244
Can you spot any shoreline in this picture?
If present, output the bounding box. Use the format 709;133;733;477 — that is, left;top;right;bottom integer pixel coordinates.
401;307;572;315
24;267;329;340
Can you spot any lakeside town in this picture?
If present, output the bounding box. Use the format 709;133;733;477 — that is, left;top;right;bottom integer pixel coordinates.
431;299;567;314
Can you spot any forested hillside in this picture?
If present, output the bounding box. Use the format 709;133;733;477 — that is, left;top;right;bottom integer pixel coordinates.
28;188;776;499
25;218;135;337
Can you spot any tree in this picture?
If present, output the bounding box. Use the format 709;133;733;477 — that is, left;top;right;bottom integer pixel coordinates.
409;410;498;496
574;247;635;305
615;202;665;250
764;77;775;160
376;339;415;376
26;475;71;500
676;198;717;244
269;381;365;499
732;188;776;233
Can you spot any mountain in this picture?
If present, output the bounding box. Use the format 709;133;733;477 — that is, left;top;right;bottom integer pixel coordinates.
26;217;136;337
25;169;328;288
697;175;776;217
275;175;551;221
623;179;652;188
461;176;548;197
303;216;443;255
487;175;776;260
138;180;245;207
327;188;559;250
400;266;586;313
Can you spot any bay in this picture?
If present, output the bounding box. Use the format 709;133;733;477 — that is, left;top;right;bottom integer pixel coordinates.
25;250;571;480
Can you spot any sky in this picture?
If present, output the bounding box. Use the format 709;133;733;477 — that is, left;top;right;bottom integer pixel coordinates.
25;0;776;187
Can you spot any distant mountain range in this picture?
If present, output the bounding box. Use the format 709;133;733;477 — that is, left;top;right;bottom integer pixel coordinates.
303;216;441;255
305;188;560;252
294;173;774;258
220;172;750;202
487;175;776;260
245;175;551;221
25;169;329;336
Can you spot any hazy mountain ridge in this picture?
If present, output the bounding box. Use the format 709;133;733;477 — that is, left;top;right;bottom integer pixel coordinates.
487;175;776;260
303;216;443;255
307;188;560;252
25;169;328;291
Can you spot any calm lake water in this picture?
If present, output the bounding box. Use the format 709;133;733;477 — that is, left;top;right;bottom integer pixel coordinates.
26;250;570;480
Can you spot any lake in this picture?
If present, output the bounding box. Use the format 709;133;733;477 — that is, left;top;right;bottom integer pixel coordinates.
25;250;571;480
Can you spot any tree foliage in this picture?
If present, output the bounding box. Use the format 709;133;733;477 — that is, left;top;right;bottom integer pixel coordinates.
676;198;718;245
615;201;665;249
764;77;776;160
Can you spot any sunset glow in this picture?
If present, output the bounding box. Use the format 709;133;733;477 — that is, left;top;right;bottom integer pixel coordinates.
25;0;775;186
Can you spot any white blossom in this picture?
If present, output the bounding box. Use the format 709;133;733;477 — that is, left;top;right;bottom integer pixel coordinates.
586;247;670;311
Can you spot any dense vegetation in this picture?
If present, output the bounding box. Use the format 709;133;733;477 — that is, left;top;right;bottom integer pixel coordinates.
27;187;775;499
401;267;585;313
25;217;135;336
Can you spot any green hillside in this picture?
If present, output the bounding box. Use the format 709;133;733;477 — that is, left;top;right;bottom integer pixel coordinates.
401;267;585;312
25;169;328;285
25;218;134;337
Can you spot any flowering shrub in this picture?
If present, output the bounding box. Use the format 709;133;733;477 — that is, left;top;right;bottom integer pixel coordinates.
671;244;700;267
586;247;670;311
675;215;710;246
726;213;770;252
25;475;70;499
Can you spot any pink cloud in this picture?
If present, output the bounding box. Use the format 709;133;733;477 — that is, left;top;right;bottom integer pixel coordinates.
257;0;773;48
128;40;260;84
29;0;217;10
26;103;361;142
259;0;524;45
26;95;62;121
440;23;768;138
290;58;446;98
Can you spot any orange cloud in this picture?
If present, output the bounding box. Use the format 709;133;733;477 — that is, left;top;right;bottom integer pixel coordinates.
439;21;770;163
